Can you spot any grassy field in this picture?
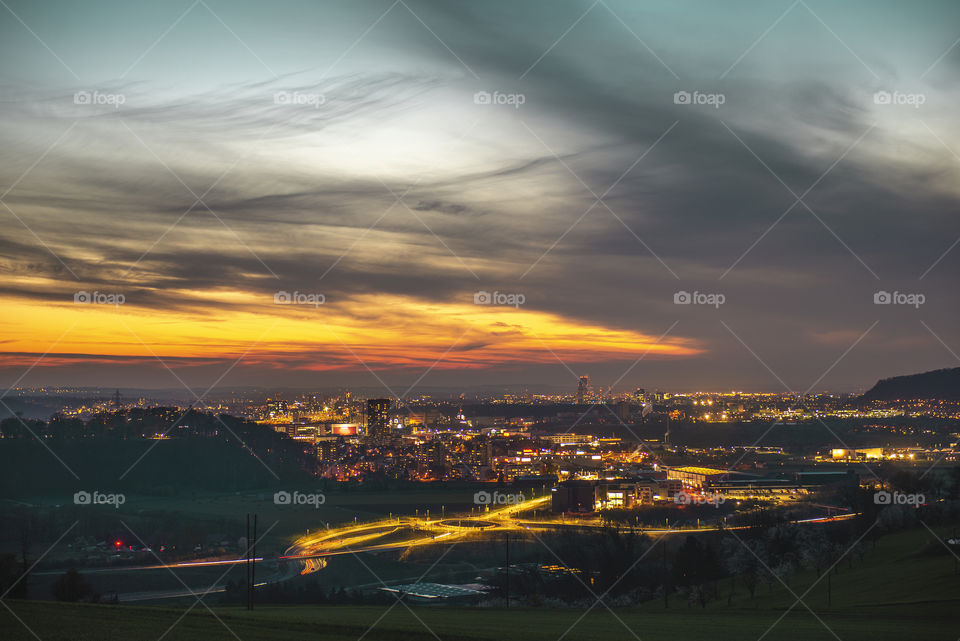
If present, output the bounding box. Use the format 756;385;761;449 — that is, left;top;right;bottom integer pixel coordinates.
3;525;958;640
647;521;960;613
1;599;954;641
14;485;497;526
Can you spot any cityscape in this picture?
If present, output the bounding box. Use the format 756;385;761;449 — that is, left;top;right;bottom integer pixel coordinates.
2;1;960;640
2;375;960;639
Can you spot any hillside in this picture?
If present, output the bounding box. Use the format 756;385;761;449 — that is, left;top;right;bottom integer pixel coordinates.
862;366;960;401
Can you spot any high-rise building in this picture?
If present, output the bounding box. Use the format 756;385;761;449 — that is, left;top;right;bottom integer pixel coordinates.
365;398;391;442
576;376;594;404
318;439;337;461
417;439;448;478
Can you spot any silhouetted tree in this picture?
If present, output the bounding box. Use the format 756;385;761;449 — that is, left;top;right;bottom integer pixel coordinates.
51;569;95;602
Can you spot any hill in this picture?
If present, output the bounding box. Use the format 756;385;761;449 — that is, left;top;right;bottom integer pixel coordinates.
862;366;960;401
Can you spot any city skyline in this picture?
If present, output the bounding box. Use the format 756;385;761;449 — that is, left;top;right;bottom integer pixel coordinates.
2;0;959;393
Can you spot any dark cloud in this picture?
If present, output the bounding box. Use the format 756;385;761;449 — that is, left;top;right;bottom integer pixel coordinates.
0;0;958;390
411;200;468;215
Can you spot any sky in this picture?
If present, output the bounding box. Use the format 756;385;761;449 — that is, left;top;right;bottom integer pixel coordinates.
1;0;959;395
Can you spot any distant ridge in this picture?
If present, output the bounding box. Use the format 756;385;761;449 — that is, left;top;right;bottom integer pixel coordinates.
862;366;960;401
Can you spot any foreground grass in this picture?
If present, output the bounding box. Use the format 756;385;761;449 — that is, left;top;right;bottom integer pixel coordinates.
1;600;956;641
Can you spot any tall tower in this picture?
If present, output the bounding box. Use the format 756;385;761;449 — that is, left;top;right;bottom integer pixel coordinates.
365;398;391;443
576;376;593;404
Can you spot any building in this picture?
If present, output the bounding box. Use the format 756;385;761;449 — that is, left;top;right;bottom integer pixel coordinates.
320;422;359;436
576;376;594;404
541;433;594;446
404;409;443;431
665;466;731;489
649;478;682;499
417;439;448;478
794;470;858;487
500;461;544;481
601;481;643;509
378;582;486;604
317;438;338;461
552;477;681;512
830;447;884;460
365;398;391;442
552;479;598;512
711;470;857;495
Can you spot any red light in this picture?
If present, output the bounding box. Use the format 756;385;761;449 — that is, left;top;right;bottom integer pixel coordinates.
115;540;122;547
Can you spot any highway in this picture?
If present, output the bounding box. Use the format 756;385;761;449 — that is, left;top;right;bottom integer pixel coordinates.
280;496;551;572
280;496;857;576
51;495;857;599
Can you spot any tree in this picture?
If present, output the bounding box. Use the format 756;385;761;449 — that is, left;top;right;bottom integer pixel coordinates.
673;535;723;606
723;538;762;600
0;554;28;599
51;569;95;602
798;528;829;577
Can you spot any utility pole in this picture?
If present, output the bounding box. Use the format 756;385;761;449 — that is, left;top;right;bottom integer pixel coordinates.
505;531;510;608
663;542;669;608
251;514;258;611
245;514;251;610
245;513;258;610
827;568;831;607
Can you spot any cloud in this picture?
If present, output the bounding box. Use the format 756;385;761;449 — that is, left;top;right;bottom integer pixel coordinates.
411;200;468;215
0;0;958;390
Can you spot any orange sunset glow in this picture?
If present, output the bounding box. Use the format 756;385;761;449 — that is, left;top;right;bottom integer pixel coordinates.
1;291;701;372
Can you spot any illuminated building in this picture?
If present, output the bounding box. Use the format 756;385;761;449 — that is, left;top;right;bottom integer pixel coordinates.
666;466;730;489
365;398;391;442
831;447;884;460
419;440;448;478
576;376;594;404
552;477;681;512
